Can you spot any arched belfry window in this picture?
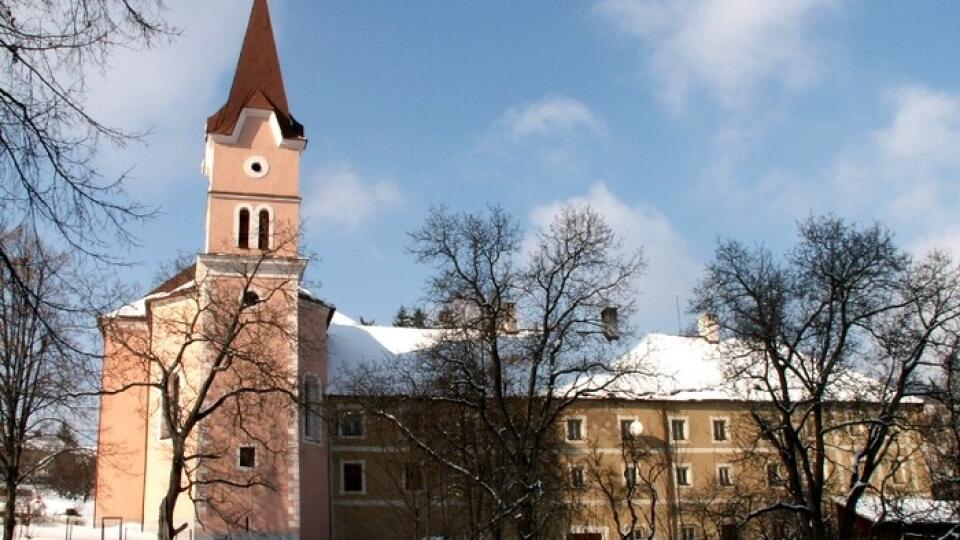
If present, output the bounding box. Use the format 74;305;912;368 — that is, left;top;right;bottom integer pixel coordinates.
238;208;250;249
257;209;270;250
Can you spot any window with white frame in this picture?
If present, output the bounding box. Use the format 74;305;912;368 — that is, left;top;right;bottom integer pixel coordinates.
570;466;586;489
403;462;424;491
890;463;907;485
303;375;321;442
237;207;250;249
620;417;641;441
257;208;271;250
717;465;733;486
767;463;784;487
675;464;691;487
680;524;697;540
624;465;638;488
341;461;365;494
339;411;364;438
565;417;584;442
670;417;688;442
238;445;256;469
159;373;182;440
712;418;728;442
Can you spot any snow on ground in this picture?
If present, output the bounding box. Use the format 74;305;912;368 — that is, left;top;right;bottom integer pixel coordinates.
1;495;157;540
19;522;155;540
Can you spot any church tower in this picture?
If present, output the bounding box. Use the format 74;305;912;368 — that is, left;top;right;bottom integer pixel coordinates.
203;0;306;257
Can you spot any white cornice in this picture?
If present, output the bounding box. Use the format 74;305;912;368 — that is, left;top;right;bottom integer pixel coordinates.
206;108;307;151
197;253;308;281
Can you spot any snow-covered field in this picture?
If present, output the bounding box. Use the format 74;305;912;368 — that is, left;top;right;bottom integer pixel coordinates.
3;495;155;540
18;522;155;540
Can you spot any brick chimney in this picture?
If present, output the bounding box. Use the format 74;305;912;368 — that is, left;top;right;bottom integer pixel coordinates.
698;313;720;343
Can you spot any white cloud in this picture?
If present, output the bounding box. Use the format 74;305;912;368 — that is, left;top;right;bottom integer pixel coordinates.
745;84;960;257
595;0;838;109
530;183;701;333
479;95;606;178
84;1;250;193
874;86;960;168
496;95;605;140
303;167;403;230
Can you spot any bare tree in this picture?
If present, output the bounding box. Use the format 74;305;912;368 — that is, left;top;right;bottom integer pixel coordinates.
0;227;87;540
692;216;960;540
346;205;645;539
1;0;172;351
581;419;669;540
100;239;304;540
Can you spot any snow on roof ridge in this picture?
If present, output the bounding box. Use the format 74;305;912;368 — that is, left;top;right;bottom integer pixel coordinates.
107;280;196;318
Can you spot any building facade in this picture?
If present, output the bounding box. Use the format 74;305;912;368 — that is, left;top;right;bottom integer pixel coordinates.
93;2;935;539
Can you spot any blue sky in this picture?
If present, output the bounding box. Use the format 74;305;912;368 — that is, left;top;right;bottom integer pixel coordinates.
85;0;960;333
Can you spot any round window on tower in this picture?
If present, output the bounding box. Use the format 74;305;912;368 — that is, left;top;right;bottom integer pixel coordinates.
243;156;270;179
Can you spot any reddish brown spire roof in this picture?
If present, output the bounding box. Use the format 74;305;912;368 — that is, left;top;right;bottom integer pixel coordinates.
206;0;304;139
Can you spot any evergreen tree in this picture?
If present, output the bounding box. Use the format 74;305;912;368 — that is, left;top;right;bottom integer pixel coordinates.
48;424;94;500
393;305;411;327
410;307;428;329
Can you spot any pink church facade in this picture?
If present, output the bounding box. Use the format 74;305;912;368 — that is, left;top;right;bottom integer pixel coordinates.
95;1;332;538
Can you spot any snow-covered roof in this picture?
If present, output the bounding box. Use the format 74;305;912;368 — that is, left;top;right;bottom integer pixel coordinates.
594;333;735;401
324;322;912;403
107;280;195;318
851;496;960;525
326;312;443;394
591;333;912;403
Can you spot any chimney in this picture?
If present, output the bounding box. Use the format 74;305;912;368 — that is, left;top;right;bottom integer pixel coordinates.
501;302;518;334
698;313;720;343
601;307;620;341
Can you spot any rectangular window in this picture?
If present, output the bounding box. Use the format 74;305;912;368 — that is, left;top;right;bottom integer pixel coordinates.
624;465;638;488
566;418;583;441
767;464;784;487
713;419;728;441
342;462;365;493
159;376;180;440
403;462;424;491
670;418;687;442
718;465;732;486
238;446;256;469
629;528;644;540
571;466;586;489
303;376;322;442
681;525;697;540
675;465;690;487
339;411;364;438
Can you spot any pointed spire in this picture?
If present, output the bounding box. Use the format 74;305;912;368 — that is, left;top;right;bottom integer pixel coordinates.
206;0;304;139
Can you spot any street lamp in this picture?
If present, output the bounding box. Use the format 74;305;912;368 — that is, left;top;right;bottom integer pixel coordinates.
628;420;644;438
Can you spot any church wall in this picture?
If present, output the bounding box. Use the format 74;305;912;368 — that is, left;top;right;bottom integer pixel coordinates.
95;320;150;526
188;271;302;538
140;293;201;533
298;299;332;540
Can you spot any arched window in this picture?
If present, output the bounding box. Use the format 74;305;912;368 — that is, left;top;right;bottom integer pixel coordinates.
304;375;321;441
238;208;250;249
257;209;270;250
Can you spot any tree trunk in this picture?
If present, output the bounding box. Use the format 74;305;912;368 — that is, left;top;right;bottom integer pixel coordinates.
3;476;17;540
158;446;185;540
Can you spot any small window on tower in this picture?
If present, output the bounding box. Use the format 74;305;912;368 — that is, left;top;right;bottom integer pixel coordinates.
238;446;256;469
242;290;260;307
238;208;250;249
243;156;270;178
258;209;270;250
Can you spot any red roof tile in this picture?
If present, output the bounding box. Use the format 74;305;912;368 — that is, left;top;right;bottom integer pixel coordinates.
206;0;304;139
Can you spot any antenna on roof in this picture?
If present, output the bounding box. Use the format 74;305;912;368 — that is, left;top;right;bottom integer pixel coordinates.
675;293;682;336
